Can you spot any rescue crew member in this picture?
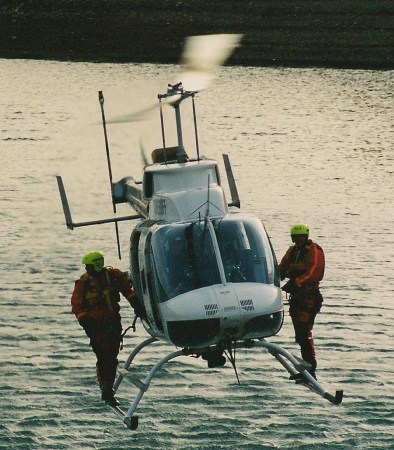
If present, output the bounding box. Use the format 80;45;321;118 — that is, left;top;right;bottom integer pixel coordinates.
278;224;325;380
71;251;141;406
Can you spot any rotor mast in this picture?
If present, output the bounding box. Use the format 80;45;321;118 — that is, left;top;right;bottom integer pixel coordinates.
158;82;198;164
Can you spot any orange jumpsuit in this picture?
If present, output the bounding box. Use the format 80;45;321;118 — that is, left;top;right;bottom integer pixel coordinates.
278;240;325;375
71;267;138;397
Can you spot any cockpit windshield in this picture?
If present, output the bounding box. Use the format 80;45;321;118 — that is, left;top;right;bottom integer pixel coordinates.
151;222;222;302
150;217;279;302
212;216;279;286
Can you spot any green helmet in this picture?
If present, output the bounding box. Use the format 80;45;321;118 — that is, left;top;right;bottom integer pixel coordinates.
82;251;104;272
290;224;309;236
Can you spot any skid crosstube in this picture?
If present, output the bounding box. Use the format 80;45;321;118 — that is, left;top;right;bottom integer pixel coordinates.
109;337;343;430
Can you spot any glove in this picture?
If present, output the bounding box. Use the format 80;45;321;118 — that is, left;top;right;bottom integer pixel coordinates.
281;279;297;295
128;293;145;318
78;316;97;338
132;302;145;318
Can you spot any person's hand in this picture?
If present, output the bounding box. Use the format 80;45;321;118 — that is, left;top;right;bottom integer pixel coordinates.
132;302;145;318
78;316;96;338
281;279;296;295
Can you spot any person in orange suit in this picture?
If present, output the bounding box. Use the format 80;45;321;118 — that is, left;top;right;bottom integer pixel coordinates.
279;224;325;380
71;251;141;406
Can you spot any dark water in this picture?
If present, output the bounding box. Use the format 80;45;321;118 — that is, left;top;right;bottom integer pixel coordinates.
0;59;393;449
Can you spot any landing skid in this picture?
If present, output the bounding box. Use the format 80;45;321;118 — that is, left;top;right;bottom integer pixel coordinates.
109;337;343;430
250;339;344;405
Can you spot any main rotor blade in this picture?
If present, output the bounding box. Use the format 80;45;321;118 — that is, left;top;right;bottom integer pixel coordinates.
106;103;158;124
140;139;149;167
180;34;243;91
106;34;243;125
106;94;181;124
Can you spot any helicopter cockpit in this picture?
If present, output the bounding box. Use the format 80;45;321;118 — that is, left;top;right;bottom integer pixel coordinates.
150;215;280;303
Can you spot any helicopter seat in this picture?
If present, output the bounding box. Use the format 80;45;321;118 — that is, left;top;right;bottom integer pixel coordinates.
238;249;256;282
222;243;239;281
222;245;255;283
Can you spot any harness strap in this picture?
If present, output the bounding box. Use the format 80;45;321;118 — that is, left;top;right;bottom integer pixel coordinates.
83;269;120;311
119;317;138;350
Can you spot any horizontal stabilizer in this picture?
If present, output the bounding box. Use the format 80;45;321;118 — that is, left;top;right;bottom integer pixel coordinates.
56;176;141;229
56;175;74;229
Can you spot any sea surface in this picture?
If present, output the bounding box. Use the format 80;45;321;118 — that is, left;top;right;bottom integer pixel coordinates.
0;59;393;449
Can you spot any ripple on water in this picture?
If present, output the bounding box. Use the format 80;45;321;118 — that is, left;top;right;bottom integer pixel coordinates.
0;60;393;449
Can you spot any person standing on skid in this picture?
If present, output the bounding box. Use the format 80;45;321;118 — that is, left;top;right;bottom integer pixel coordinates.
71;251;140;406
278;224;325;380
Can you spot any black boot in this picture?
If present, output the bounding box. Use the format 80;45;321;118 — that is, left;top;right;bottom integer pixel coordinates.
289;361;317;383
97;356;119;406
101;388;120;407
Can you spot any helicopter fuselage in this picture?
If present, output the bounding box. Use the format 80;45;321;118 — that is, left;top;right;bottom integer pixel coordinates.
114;156;284;351
56;69;343;426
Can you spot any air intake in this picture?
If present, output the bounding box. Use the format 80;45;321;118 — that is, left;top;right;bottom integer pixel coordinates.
240;299;254;311
204;304;219;316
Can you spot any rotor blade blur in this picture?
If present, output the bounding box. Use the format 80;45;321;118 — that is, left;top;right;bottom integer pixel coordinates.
179;34;243;91
106;103;158;124
140;139;149;167
106;34;242;124
106;94;182;124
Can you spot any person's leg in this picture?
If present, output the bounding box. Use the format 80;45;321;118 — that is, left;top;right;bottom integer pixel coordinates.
290;299;318;379
293;321;317;378
92;339;120;405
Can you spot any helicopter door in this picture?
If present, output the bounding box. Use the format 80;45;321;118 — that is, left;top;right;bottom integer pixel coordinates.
130;228;143;300
135;226;164;335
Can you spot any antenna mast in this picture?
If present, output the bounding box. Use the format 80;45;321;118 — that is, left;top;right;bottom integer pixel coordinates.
98;90;122;259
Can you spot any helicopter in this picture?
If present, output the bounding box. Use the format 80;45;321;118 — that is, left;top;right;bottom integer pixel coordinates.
56;34;343;430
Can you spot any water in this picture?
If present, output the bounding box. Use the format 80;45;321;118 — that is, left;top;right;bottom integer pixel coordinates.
1;59;393;449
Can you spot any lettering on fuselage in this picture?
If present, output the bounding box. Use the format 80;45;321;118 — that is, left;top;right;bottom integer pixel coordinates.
224;305;237;312
154;198;166;216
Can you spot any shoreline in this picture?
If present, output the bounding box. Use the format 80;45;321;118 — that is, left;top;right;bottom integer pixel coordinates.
1;1;393;70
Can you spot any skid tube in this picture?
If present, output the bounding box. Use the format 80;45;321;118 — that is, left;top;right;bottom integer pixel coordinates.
250;339;343;405
110;337;188;430
108;337;343;430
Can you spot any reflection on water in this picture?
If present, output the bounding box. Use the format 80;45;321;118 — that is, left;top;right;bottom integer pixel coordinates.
0;59;393;449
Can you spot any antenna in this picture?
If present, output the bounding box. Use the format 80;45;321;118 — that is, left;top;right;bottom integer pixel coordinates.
224;342;241;385
158;98;168;163
205;174;210;217
174;101;186;163
98;91;122;259
191;94;200;160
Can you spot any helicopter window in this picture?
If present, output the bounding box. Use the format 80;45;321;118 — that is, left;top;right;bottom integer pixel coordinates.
144;232;164;332
151;223;221;302
143;172;153;199
152;166;219;194
213;217;279;285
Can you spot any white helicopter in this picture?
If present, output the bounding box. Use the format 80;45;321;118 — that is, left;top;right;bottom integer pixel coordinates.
56;34;343;430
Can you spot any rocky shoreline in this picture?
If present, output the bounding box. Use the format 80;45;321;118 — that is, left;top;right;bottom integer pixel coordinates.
1;0;393;69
